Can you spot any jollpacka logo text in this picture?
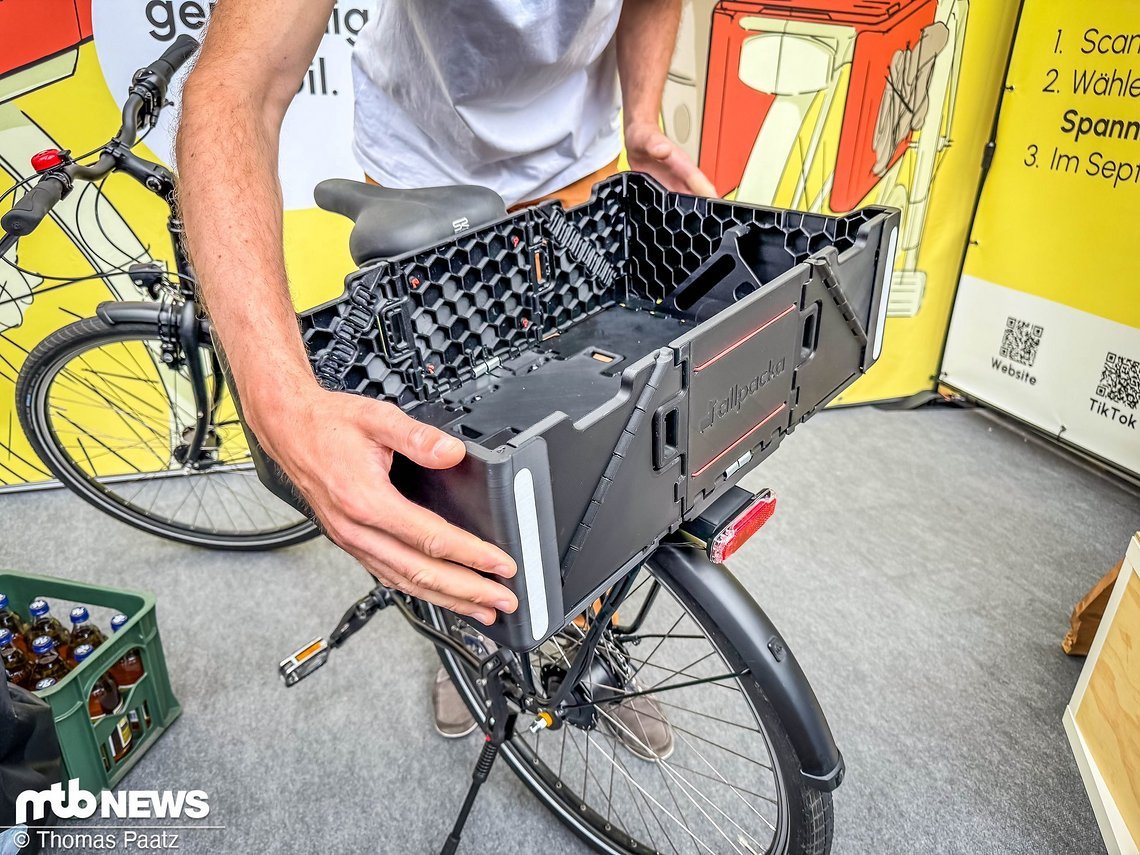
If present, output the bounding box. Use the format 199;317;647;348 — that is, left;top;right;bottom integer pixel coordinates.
698;358;786;434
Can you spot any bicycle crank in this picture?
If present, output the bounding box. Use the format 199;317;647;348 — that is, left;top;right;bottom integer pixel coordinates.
278;587;394;687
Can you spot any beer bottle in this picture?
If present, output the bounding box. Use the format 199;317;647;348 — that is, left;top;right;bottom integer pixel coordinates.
0;594;27;653
25;599;70;659
69;606;107;654
1;628;33;689
29;635;70;683
108;714;133;763
73;643;121;720
108;614;144;687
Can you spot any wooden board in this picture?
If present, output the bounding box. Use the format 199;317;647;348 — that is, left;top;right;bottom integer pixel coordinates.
1067;532;1140;855
1075;570;1140;845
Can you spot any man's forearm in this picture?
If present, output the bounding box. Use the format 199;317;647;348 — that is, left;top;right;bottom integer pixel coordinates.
177;77;316;437
175;1;331;445
615;0;682;127
170;0;521;621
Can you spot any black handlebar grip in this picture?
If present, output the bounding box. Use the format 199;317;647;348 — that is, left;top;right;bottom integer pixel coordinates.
148;34;200;98
1;175;68;238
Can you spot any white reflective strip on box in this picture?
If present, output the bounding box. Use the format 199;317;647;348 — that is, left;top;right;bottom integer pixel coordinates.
513;468;549;641
873;227;898;360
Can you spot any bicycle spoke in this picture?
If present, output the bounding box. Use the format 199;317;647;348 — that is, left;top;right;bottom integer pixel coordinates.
596;704;750;854
440;566;789;854
628;611;686;682
33;330;308;542
655;699;763;735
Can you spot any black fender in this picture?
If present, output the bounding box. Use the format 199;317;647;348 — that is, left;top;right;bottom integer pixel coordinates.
645;541;844;792
96;300;164;326
95;301;213;340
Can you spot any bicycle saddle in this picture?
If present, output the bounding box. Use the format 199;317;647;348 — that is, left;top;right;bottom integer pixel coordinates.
314;179;508;265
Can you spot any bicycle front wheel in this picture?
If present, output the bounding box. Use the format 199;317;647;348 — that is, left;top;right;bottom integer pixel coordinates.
16;317;318;550
432;564;833;855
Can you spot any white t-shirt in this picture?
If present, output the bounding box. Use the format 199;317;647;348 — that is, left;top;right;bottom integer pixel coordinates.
351;0;623;206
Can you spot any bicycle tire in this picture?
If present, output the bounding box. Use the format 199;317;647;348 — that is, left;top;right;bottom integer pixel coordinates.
16;317;319;551
432;567;833;855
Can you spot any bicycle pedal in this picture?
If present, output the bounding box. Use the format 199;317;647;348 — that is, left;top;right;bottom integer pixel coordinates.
278;637;330;687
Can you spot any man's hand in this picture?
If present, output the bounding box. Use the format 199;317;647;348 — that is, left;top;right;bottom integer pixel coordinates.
625;120;716;197
249;386;519;627
615;0;717;198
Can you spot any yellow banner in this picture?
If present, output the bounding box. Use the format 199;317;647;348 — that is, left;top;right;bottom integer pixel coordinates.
0;11;353;486
942;0;1140;475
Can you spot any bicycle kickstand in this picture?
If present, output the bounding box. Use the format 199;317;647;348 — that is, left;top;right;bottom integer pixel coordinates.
440;654;517;855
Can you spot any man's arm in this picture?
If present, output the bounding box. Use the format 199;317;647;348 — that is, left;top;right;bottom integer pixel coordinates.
177;1;517;625
616;0;715;196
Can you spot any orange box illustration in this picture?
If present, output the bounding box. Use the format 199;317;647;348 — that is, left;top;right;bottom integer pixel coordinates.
0;0;92;80
700;0;941;211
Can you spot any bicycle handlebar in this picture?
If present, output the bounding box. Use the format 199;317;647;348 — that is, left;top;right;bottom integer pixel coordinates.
114;93;149;148
0;36;198;240
148;34;199;100
2;174;68;237
1;151;118;237
118;34;199;146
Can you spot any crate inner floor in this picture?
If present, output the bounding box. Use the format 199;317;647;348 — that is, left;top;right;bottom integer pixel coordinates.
423;304;690;447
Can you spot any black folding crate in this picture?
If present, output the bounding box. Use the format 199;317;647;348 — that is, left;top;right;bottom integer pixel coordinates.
285;173;899;650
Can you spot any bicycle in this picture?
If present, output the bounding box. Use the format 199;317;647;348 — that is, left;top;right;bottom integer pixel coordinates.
1;36;318;551
264;167;899;851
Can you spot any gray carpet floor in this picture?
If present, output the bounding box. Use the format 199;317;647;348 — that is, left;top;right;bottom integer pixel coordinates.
1;406;1136;855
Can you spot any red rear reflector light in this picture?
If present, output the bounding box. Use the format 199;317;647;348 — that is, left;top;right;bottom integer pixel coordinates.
30;149;64;173
708;493;776;564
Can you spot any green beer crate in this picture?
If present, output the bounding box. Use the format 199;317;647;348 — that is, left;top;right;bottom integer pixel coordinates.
0;570;181;792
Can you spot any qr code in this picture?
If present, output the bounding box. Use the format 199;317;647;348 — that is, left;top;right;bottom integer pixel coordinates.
999;316;1044;366
1096;351;1140;410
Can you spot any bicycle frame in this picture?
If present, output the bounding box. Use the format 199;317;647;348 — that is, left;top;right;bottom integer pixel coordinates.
2;144;221;473
113;145;196;299
89;146;227;470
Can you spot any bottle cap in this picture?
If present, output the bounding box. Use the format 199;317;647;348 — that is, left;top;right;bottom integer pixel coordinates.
110;614;129;632
34;677;57;691
70;606;90;625
73;643;95;663
0;628;12;647
0;593;8;609
28;599;50;618
31;635;54;655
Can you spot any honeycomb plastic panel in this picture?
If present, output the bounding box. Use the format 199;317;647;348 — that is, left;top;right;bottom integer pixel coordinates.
301;268;422;406
399;224;537;389
302;220;545;405
299;173;878;408
622;173;876;304
543;180;626;333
